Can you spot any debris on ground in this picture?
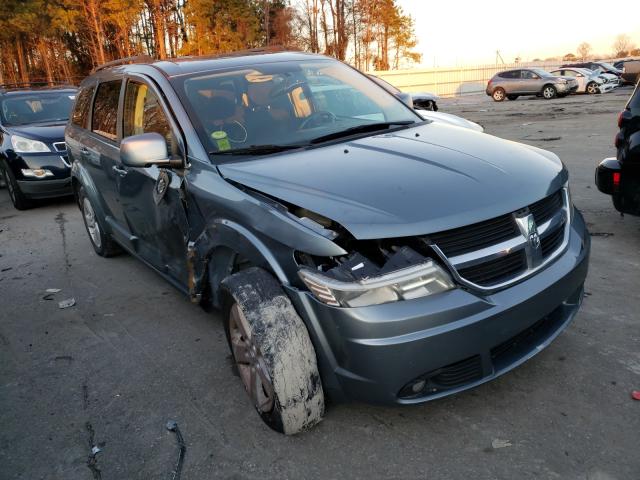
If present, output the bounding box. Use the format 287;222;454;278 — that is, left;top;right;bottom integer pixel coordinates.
1;267;12;272
58;298;76;309
46;288;61;293
632;391;640;401
590;232;614;238
166;420;186;480
491;439;512;449
85;422;102;479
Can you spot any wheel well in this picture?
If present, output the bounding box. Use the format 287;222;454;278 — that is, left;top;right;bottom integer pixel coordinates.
199;246;258;311
71;177;81;207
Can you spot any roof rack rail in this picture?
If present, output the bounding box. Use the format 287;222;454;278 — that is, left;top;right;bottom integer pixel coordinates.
92;55;155;73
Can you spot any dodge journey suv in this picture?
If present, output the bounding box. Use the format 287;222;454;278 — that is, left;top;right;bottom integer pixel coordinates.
66;52;590;434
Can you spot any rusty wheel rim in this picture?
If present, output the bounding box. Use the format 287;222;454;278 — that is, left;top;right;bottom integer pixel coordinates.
229;303;275;413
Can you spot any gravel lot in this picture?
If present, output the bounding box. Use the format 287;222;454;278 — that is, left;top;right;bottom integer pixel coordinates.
1;87;639;480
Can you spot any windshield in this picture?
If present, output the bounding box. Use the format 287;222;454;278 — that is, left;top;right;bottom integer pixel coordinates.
175;59;420;158
597;62;617;71
531;68;553;78
0;91;76;126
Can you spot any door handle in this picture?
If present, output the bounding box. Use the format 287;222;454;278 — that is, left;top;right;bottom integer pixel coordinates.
112;165;128;177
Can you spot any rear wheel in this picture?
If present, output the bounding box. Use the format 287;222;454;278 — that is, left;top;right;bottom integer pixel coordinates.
78;187;121;257
507;95;518;101
492;88;505;102
2;164;31;210
222;267;324;434
586;82;599;94
542;85;557;99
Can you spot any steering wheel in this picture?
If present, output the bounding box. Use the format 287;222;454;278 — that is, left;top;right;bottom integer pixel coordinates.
299;111;337;130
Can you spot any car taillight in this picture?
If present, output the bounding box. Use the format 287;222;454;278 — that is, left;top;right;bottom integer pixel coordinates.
613;171;621;192
618;111;625;128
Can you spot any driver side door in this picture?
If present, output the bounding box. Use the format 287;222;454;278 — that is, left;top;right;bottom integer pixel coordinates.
117;77;190;286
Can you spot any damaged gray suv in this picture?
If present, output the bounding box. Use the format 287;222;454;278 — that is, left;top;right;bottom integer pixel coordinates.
66;52;590;434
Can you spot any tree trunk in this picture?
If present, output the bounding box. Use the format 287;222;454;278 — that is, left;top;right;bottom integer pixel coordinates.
15;34;29;83
86;0;106;65
39;39;54;85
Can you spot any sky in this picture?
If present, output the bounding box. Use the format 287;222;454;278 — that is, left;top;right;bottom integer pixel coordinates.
397;0;640;67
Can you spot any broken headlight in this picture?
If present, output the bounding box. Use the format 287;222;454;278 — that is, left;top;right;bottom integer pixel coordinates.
298;260;454;308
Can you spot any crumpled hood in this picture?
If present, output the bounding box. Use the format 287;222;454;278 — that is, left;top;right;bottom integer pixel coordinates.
219;122;566;240
7;124;66;144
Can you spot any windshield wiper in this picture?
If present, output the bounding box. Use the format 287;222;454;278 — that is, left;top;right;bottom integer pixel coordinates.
209;144;310;156
309;121;416;144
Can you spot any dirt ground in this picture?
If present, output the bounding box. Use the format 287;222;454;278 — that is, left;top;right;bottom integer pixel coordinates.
1;87;639;480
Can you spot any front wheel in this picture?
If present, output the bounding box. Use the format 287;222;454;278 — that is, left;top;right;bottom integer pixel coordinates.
492;88;505;102
586;82;599;94
542;85;557;99
222;267;324;434
2;164;31;210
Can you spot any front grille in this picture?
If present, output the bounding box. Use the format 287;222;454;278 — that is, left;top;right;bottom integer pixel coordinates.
529;190;562;225
541;221;565;257
457;250;527;286
53;142;66;152
428;213;518;257
431;189;567;289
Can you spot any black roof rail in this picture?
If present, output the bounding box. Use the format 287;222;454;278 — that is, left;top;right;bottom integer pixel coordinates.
91;55;155;73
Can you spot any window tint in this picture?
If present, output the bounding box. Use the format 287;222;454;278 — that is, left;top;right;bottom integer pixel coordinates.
71;86;94;128
92;81;121;140
521;70;539;79
499;71;518;79
122;81;177;156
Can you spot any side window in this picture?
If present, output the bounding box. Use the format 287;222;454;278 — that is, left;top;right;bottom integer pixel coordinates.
122;81;177;156
71;86;95;128
564;70;576;77
499;71;515;79
92;81;121;141
521;70;538;79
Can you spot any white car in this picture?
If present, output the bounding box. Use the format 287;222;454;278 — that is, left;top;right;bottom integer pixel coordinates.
416;110;484;132
549;67;613;94
593;69;620;87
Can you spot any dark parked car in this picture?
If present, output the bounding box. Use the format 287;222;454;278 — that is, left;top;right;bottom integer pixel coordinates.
66;52;590;434
486;68;578;101
596;82;640;215
0;84;77;209
620;60;640;86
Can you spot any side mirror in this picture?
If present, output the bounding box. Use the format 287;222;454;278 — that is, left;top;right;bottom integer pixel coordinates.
395;92;414;109
120;132;181;168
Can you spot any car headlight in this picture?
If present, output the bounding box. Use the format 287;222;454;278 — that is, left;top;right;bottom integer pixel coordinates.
299;260;454;308
11;135;50;153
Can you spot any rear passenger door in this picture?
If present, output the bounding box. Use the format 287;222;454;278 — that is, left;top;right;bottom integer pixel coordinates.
500;70;520;93
117;76;189;284
82;79;136;251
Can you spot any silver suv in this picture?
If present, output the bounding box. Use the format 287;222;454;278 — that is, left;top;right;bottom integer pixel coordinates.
487;68;578;101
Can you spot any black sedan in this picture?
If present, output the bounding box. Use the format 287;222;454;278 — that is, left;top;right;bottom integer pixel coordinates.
0;85;77;209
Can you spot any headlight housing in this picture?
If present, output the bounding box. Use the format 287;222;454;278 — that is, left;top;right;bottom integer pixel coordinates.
11;135;50;153
299;260;454;308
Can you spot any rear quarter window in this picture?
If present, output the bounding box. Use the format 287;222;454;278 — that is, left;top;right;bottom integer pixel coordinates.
71;86;95;129
92;80;121;141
